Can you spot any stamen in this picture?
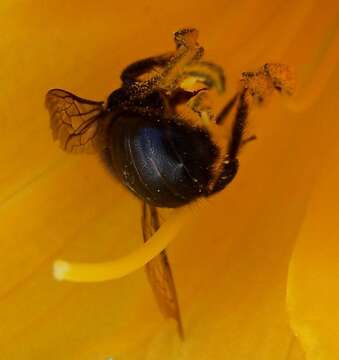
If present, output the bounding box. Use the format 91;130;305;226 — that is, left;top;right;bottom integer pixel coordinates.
53;205;193;283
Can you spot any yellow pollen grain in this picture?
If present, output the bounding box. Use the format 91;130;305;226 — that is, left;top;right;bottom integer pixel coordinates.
180;77;200;90
201;111;211;126
53;205;193;283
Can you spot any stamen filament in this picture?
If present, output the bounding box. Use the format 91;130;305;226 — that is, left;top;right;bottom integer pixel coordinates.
53;205;193;283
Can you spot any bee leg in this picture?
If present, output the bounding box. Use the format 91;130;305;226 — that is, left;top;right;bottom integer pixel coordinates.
160;31;225;95
121;53;173;85
119;29;203;101
157;28;204;93
240;134;257;148
226;90;250;160
141;202;184;339
121;29;224;102
186;90;214;125
208;63;294;194
215;94;239;125
207;91;249;194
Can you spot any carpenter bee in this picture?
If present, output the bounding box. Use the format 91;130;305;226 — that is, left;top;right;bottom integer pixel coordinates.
46;28;294;338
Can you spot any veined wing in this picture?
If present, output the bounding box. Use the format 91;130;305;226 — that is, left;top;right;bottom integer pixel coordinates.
141;202;184;339
45;89;105;153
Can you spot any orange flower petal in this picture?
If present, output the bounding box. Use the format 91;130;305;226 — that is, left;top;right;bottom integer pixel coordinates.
287;99;339;360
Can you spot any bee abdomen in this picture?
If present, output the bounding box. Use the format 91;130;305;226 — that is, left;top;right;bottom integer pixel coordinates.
106;114;218;208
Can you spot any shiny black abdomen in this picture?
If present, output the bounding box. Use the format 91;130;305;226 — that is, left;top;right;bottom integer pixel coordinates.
104;113;218;208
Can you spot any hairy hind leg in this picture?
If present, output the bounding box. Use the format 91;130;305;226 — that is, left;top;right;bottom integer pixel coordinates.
121;53;172;84
208;63;295;195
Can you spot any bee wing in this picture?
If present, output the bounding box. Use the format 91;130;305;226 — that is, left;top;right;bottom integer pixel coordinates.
142;202;184;339
45;89;105;154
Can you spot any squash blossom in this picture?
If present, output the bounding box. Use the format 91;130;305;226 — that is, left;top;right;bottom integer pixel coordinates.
0;0;338;359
